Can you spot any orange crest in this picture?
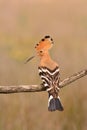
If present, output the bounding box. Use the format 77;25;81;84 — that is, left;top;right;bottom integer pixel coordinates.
35;36;54;52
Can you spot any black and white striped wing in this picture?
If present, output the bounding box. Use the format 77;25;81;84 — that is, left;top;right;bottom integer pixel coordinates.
38;66;60;88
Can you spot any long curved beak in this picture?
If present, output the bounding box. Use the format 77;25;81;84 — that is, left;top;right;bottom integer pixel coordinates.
24;55;35;64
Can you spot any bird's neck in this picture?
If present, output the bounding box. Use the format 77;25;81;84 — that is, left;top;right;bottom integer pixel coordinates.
39;51;58;70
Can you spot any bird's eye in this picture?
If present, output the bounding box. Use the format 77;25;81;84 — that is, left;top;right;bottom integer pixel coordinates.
40;50;43;53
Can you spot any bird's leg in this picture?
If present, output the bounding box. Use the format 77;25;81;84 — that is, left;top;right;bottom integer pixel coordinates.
40;83;47;91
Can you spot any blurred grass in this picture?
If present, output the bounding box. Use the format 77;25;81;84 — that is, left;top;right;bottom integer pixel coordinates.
0;0;87;130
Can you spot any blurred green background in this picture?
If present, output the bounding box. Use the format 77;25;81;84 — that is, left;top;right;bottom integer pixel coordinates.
0;0;87;130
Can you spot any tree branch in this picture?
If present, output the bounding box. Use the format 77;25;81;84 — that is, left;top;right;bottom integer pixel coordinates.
0;69;87;94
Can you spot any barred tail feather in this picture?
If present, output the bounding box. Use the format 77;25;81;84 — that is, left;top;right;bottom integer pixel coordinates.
48;95;64;111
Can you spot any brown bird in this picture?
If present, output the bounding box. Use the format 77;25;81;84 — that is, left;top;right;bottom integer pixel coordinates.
26;35;64;111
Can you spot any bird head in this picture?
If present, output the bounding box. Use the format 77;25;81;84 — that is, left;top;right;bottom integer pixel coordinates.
25;35;54;63
35;35;54;53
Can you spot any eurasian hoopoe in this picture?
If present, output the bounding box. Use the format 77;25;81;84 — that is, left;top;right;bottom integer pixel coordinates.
25;35;64;111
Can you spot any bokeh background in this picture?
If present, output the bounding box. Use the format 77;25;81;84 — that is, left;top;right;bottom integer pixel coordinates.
0;0;87;130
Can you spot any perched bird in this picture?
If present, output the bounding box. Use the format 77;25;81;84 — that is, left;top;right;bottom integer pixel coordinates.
25;35;64;111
